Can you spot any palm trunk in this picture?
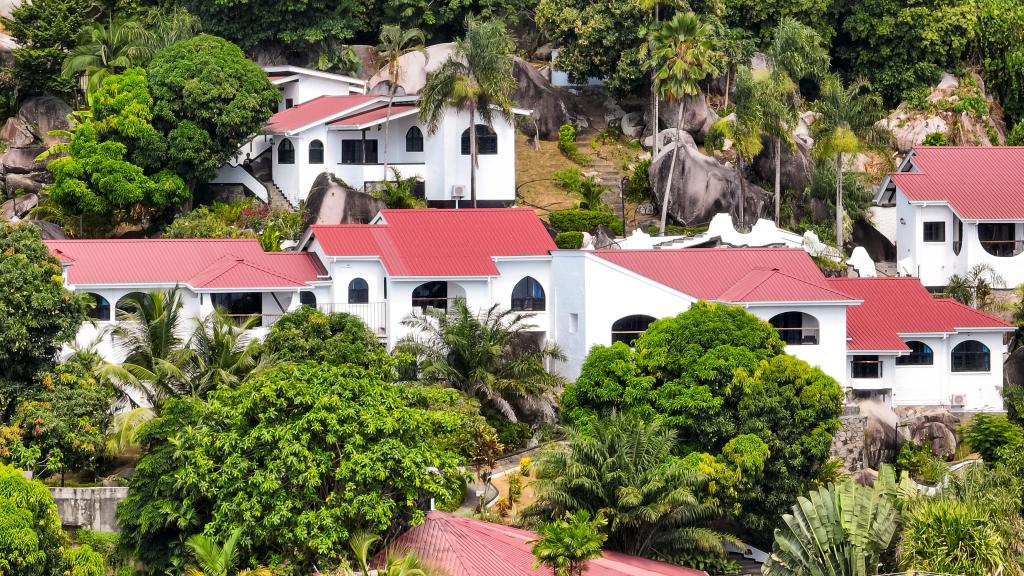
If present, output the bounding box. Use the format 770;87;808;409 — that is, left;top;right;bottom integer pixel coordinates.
774;136;781;224
382;84;396;181
659;100;684;236
737;153;747;227
651;4;660;159
724;66;731;110
470;105;478;208
835;151;844;250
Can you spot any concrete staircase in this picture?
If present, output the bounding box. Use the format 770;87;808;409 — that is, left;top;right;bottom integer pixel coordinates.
576;128;627;227
264;180;293;211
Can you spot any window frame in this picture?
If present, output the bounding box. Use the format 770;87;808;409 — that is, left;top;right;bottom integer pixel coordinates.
412;281;448;311
610;315;656;347
951;340;990;372
86;293;111;321
851;355;881;379
461;125;498;155
511;276;546;311
768;311;820;345
923;221;945;243
308;139;324;164
406;126;424;153
348;278;369;304
278;138;295;164
896;340;934;366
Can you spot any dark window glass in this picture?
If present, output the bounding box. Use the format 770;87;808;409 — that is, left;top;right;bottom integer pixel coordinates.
406;126;424;152
851;355;881;379
923;221;945;242
211;292;262;317
611;315;656;347
412;281;447;311
341;140;378;164
299;292;316;307
116;292;148;317
348;278;369;304
461;125;498;155
87;293;110;320
278;139;295;164
769;312;819;345
952;340;990;372
363;139;378;164
309;140;324;164
285;98;294;109
896;341;934;365
511;276;545;311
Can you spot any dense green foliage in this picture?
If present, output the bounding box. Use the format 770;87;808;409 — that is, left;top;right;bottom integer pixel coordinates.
262;307;393;377
117;362;476;574
163;199;304;251
531;511;607;576
562;302;843;533
1;0;91;97
548;210;622;235
0;224;88;418
554;231;584;249
961;413;1024;464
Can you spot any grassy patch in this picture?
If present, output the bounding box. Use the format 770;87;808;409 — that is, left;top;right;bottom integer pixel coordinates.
515;133;579;216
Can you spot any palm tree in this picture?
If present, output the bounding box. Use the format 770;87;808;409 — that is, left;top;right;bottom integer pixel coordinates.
650;12;720;235
347;530;381;575
100;288;190;412
372;168;425;208
523;412;732;558
105;406;155;457
762;472;901;576
377;25;426;179
944;263;1005;310
419;18;516;208
185;310;272;397
531;511;608;576
396;297;564;423
63;18;152;96
147;7;201;53
185;528;271;576
812;75;890;250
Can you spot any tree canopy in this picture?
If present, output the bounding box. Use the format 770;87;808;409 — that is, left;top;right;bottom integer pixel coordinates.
561;302;844;534
1;0;92;97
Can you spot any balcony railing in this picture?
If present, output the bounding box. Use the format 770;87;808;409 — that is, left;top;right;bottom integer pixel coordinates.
317;302;387;336
980;239;1024;258
773;326;819;346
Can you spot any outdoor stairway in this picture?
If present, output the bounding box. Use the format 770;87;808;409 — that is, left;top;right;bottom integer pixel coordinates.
576;128;627;230
264;180;293;211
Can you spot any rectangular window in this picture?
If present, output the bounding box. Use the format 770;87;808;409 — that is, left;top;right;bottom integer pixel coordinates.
569;313;579;334
851;355;881;379
363;139;378;164
340;140;378;164
211;293;262;323
285;98;294;109
923;221;945;242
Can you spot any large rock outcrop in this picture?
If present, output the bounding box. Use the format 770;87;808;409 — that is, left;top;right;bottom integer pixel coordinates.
751;134;814;193
656;95;719;143
512;57;580;141
16;95;72;146
366;43;455;95
648;130;768;227
0;96;71;196
303;172;385;228
904;410;962;459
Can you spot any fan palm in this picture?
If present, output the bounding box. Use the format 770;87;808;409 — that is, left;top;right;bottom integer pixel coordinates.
651;12;720;235
184;310;273;397
812;75;890;249
419;18;516;208
523;412;732;558
185;528;271;576
396;297;564;423
377;25;426;178
762;470;901;576
63;18;152;96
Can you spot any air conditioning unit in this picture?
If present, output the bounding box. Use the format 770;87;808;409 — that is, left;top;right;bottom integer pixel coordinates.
950;394;967;406
451;185;466;199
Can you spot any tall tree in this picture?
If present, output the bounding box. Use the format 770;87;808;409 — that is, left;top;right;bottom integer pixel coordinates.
376;25;426;179
1;0;92;98
419;18;516;208
811;75;889;250
650;12;720;235
397;297;564;423
63;18;151;97
184;311;272;397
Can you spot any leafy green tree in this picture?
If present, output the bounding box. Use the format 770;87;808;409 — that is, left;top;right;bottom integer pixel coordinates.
1;0;92;97
145;7;202;54
811;76;890;249
262;307;394;377
377;25;426;177
531;511;608;576
172;0;365;50
762;469;901;576
185;528;272;576
146;34;280;190
0;463;67;576
651;12;720;235
961;414;1024;464
720;0;832;45
117;362;474;574
561;302;844;534
419;18;516;208
63;18;151;97
397;297;565;423
0;223;88;419
525;412;733;559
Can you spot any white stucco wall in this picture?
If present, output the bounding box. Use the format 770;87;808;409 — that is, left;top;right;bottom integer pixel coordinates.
744;304;849;383
889;332;1007;411
423;109;516;204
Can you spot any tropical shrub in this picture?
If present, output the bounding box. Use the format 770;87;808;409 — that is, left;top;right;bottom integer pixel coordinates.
553;169;607;212
548;210;619;234
900;500;1005;576
0;464;68;576
625;159;652;202
261;307;393;378
554;231;584;249
961;413;1024;463
922;132;947;146
163;199;305;250
531;510;608;576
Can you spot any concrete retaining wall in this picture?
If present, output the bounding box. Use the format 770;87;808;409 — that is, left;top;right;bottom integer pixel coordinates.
50;487;129;532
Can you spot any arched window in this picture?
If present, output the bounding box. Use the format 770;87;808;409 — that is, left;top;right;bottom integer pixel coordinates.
460;125;498;155
896;341;934;366
116;292;148;317
611;315;656;347
299;291;317;307
278;138;295;164
768;312;820;345
406;126;424;152
511;276;545;311
412;281;448;311
308;139;324;164
952;340;990;372
86;293;110;321
348;278;369;304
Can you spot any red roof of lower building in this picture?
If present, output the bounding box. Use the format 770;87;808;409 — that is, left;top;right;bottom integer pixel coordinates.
889;147;1024;220
328;104;417;128
373;511;706;576
827;277;1012;352
45;239;324;289
594;248;857;303
311;209;555;277
265;95;378;133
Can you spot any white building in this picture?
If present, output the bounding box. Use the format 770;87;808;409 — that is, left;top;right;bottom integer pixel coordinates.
876;146;1024;287
47;209;1012;412
212;65;523;208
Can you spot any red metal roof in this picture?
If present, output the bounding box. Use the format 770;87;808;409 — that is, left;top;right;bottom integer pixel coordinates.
373;511;706;576
45;239;324;289
311;209;556;277
594;248;857;303
328;104;417;128
265;95;378;133
827;277;1012;352
890;147;1024;220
